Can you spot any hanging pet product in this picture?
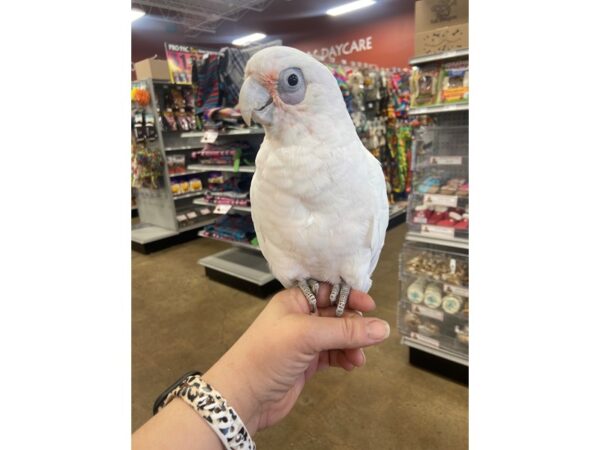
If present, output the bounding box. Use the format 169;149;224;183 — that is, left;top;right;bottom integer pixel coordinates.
131;140;166;190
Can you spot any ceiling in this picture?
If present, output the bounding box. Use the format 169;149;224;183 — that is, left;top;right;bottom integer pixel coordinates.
132;0;410;48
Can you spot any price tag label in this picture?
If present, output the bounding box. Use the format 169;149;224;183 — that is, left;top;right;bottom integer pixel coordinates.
176;214;187;222
410;332;440;348
412;304;444;321
423;194;458;207
186;211;198;220
430;156;462;165
443;284;469;297
202;130;219;143
214;204;232;215
450;258;457;273
421;225;455;239
181;131;203;138
199;208;212;215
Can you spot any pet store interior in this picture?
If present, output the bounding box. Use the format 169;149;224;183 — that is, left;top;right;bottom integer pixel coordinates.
132;0;469;448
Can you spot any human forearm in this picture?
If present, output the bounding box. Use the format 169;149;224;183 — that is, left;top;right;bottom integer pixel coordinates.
132;398;223;450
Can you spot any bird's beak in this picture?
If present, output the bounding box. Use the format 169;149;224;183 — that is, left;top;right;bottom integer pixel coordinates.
238;77;274;127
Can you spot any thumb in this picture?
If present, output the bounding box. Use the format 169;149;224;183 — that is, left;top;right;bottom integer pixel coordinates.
304;315;391;352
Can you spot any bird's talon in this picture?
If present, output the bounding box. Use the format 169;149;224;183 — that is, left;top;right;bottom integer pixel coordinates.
330;283;341;305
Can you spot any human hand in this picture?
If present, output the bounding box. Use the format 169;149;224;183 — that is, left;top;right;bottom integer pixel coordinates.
202;284;391;436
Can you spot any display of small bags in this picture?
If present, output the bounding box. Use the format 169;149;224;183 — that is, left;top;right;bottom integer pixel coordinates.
438;61;469;104
171;180;180;195
190;177;202;191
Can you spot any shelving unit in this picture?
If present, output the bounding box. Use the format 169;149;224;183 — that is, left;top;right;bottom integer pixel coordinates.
193;198;252;213
399;50;469;383
132;78;230;253
409;48;469;66
187;164;256;173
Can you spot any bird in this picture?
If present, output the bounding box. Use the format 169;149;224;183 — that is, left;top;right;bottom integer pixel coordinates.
237;46;389;316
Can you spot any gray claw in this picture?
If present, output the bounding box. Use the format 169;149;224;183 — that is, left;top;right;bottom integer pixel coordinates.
336;283;351;317
298;279;318;314
308;279;320;296
330;283;340;305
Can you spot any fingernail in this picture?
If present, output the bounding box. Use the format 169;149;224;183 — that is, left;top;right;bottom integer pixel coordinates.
367;319;390;340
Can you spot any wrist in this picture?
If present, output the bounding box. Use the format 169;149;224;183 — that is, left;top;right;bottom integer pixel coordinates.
203;357;262;436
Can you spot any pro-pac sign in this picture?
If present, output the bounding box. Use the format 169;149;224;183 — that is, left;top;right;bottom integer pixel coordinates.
306;36;373;63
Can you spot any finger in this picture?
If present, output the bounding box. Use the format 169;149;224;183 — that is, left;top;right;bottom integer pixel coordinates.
347;290;376;312
344;348;366;367
305;355;320;380
332;350;355;371
318;307;363;319
302;314;391;352
315;282;332;306
320;349;355;371
315;286;376;312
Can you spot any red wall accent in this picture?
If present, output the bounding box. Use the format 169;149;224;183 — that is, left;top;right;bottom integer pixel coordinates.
288;12;414;68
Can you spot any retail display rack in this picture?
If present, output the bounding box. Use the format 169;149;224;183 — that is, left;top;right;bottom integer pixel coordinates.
398;49;469;383
186;135;284;297
131;78;259;253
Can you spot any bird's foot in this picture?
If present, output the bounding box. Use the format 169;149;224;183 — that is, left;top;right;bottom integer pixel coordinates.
298;279;318;314
335;282;351;317
308;279;319;296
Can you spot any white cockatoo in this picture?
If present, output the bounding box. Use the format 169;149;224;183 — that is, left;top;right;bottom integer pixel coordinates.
238;46;389;316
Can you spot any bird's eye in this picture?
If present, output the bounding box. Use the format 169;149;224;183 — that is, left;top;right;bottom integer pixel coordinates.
287;74;298;86
278;67;306;105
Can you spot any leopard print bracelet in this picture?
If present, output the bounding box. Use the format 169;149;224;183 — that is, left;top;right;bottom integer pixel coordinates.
155;373;256;450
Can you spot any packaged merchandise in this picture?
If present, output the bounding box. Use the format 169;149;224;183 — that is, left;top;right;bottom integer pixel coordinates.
171;88;185;109
190;177;202;191
176;110;190;131
167;155;186;174
180;179;190;193
163;110;178;131
403;246;469;287
442;293;463;314
171;180;181;195
407;278;427;304
438;60;469;104
424;283;443;309
131;140;165;190
410;64;440;107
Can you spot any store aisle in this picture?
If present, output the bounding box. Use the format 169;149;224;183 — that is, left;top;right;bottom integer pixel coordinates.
132;224;468;449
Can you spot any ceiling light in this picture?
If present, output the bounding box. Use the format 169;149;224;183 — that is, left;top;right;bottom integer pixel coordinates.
326;0;376;16
131;8;146;22
232;33;266;47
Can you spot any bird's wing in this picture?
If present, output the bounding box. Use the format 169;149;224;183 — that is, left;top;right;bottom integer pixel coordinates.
366;153;390;277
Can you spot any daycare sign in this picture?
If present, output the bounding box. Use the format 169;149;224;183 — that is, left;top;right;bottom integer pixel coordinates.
305;36;373;63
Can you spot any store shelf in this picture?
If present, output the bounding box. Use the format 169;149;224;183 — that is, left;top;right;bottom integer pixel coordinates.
221;127;264;136
193;198;251;212
164;145;203;152
401;336;468;366
198;247;274;286
409;49;469;65
408;103;468;116
179;214;216;233
169;170;204;177
198;231;260;252
187;164;256;173
175;128;264;139
172;191;205;200
389;203;407;220
405;231;469;250
131;224;178;244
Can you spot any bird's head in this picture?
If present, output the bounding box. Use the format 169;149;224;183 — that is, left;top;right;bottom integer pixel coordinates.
238;46;351;139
